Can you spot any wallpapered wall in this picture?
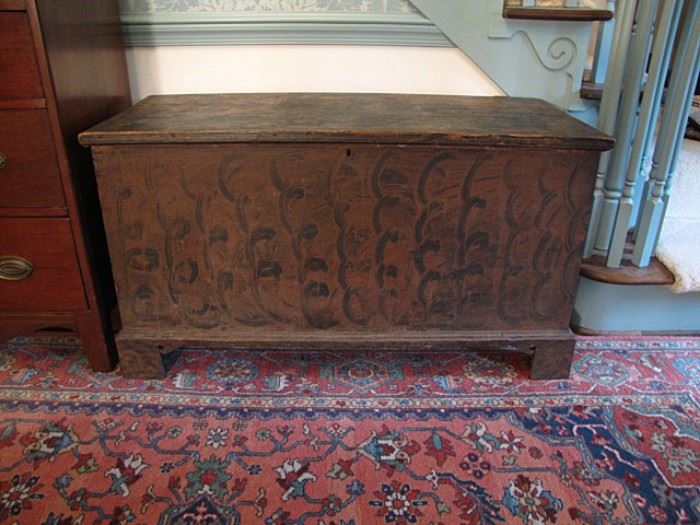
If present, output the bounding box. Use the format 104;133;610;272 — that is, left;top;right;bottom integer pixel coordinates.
118;0;417;14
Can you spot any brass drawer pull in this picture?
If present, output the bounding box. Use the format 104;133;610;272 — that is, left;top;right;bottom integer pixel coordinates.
0;151;6;171
0;256;34;281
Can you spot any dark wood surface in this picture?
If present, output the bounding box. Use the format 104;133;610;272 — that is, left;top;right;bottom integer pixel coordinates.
0;218;86;310
0;311;78;341
116;338;180;379
580;81;604;101
0;0;130;372
1;207;67;217
581;80;668;104
94;143;597;333
0;98;46;109
0;109;65;208
79;93;614;151
34;0;131;353
0;11;43;99
530;339;575;380
0;1;26;9
115;331;574;380
502;6;613;22
85;93;612;380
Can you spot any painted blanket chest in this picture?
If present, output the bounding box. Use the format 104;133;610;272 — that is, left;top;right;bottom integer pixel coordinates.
79;93;613;379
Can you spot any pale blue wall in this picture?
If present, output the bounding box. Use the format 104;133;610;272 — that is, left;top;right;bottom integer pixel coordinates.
573;278;700;332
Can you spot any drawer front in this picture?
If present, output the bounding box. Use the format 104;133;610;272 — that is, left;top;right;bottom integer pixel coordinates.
0;11;44;100
0;109;65;208
0;218;87;311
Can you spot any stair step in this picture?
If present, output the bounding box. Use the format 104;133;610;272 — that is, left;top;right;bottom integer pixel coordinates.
580;255;674;286
580;80;604;100
580;80;671;103
503;6;613;22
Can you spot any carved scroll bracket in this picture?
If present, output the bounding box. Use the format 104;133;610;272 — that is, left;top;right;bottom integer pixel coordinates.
487;3;586;111
408;0;592;112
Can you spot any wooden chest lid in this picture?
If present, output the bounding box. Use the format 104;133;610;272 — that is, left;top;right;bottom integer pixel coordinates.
79;93;613;150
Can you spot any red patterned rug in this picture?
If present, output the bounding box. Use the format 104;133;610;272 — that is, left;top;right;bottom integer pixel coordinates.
0;337;699;525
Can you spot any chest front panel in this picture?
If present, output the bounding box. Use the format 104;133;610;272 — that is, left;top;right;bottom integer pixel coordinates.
94;143;596;334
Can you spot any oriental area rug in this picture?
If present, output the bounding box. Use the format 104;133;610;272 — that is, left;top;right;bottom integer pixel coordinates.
0;337;699;525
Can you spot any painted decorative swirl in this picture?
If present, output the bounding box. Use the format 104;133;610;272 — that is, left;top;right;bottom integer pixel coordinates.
99;144;594;333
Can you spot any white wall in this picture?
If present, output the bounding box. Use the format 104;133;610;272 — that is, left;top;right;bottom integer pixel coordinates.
125;45;502;102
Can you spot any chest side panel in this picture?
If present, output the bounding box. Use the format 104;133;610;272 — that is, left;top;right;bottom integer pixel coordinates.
93;144;596;333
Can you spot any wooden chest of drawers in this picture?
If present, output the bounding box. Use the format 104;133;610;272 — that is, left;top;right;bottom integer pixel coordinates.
0;0;130;370
80;93;613;379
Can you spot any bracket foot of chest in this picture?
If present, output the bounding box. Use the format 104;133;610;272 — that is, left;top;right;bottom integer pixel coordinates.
116;338;178;379
113;331;575;380
529;339;575;380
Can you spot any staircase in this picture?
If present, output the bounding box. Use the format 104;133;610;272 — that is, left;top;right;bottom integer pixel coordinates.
409;0;610;114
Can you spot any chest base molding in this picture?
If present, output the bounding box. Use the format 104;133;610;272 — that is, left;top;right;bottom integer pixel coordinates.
114;329;575;381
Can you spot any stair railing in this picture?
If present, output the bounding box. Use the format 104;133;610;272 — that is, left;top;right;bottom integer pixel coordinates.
583;0;700;268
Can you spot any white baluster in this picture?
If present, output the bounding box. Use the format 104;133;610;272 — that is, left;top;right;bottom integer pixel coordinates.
583;0;638;258
632;1;700;267
606;0;681;267
632;0;684;237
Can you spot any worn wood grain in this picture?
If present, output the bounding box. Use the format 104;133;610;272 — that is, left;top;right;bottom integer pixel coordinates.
0;109;65;208
114;331;575;380
529;339;575;380
0;312;79;341
79;93;614;151
581;255;675;285
90;139;606;379
0;1;27;10
502;6;613;22
0;11;43;99
0;218;87;311
1;207;67;217
85;93;612;379
0;98;45;109
94;143;597;334
33;0;131;371
116;338;179;379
